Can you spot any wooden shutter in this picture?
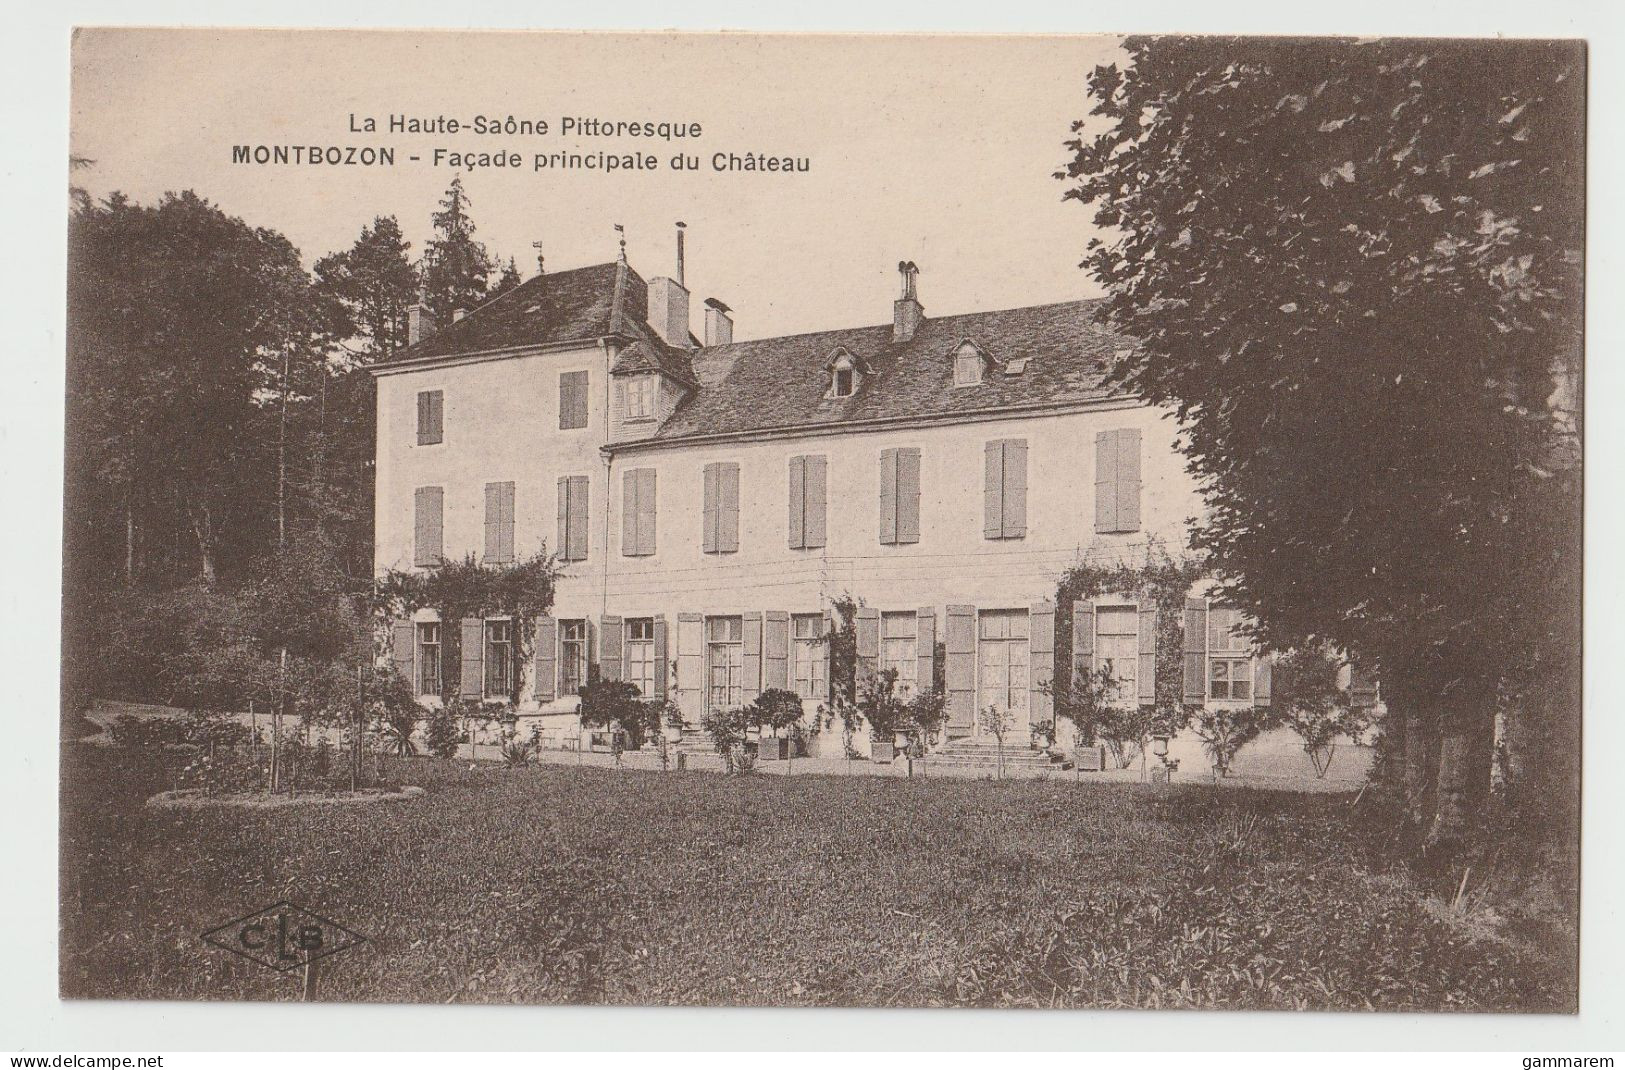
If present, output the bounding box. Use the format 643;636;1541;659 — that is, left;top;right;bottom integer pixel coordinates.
1253;655;1272;707
1138;604;1158;706
1072;600;1095;685
719;463;740;552
742;612;763;704
944;605;976;733
484;482;515;563
390;621;415;684
413;486;443;567
855;606;880;686
895;448;921;544
764;611;790;691
1003;440;1028;538
637;469;657;556
675;613;703;720
600;616;624;682
788;457;806;549
804;455;827;549
1182;597;1208;704
652;616;669;699
416;391;438;445
459;617;484;699
556;477;569;560
879;449;898;544
559;370;588;429
429;391;443;443
534;616;557;702
622;471;639;557
1029;601;1055;724
1349;662;1379;709
983;442;1003;539
1117;428;1142;533
1095;430;1119;533
915;607;936;695
702;464;720;553
567;476;589;561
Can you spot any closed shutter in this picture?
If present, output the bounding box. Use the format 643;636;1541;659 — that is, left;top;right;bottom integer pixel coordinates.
413;486;443;567
1138;604;1158;706
742;612;763;704
1094;431;1119;534
459;617;484;700
567;476;589;561
896;448;921;544
983;442;1003;539
652;616;669;700
1254;655;1272;707
879;449;898;544
764;611;790;691
1182;597;1208;704
637;469;657;555
534;616;557;702
855;606;880;686
484;482;515;563
702;464;720;553
788;457;806;549
1003;440;1028;538
804;455;827;548
559;370;588;429
915;607;936;694
557;478;569;560
428;391;443;443
390;621;415;684
1030;601;1055;724
1116;428;1142;533
944;605;976;733
675;613;703;720
1072;600;1095;686
600;616;624;682
417;391;441;445
719;463;740;552
622;471;639;557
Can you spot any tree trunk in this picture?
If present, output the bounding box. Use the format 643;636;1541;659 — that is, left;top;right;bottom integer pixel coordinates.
187;499;216;585
1426;686;1496;853
124;492;136;588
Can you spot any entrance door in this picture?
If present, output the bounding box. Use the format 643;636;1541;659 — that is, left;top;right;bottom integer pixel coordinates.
975;609;1030;740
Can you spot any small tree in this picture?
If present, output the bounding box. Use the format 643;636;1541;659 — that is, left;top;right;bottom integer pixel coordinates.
1046;662;1120;755
424;707;459;759
976;704;1017;779
1276;645;1372;778
701;706;749;773
579;680;662;749
1192;703;1276;779
857;668;910;750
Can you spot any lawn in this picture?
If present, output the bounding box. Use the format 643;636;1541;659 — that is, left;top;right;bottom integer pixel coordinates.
59;744;1575;1010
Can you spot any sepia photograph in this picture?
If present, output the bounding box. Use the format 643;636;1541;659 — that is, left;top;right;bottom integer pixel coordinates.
26;10;1605;1055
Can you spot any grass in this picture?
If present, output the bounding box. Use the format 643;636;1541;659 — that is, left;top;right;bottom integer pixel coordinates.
59;744;1576;1009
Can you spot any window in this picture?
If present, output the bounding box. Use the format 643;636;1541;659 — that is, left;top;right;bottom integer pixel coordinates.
558;476;589;561
413;486;443;567
791;614;826;702
416;390;444;445
416;622;441;696
1208;606;1253;700
833;367;855;397
787;455;827;550
484;619;513;698
1095;428;1143;534
559;619;588;697
977;610;1030;717
622;468;657;556
624;376;655;420
983;439;1028;540
559;370;589;430
484;481;515;564
627;618;657;698
954;344;982;387
1095;606;1139;706
706;616;744;710
702;463;740;554
880;612;918;697
879;447;921;545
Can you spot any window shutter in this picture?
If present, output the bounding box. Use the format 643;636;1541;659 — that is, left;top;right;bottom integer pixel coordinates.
638;469;658;556
1254;655;1272;707
915;607;936;695
1071;600;1095;686
1117;428;1142;533
652;616;669;700
1182;597;1208;704
1094;430;1119;534
534;617;557;702
720;463;740;553
567;476;590;561
1138;604;1158;706
764;611;790;691
484;482;515;564
1003;440;1028;538
702;464;719;553
557;477;569;560
559;370;588;429
855;606;880;686
788;457;805;549
1029;600;1055;724
390;621;415;684
675;613;703;721
896;448;921;544
413;486;443;567
459;618;484;700
622;471;639;557
983;441;1003;539
821;609;835;702
500;482;515;563
430;391;443;442
742;611;764;704
1349;662;1378;710
804;455;827;549
600;616;624;682
944;605;976;732
879;449;898;544
417;391;432;445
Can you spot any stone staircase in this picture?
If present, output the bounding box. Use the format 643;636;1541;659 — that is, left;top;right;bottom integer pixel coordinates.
925;737;1070;771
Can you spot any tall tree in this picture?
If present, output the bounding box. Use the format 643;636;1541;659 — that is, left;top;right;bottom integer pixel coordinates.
1060;37;1582;848
314;214;417;359
488;255;524;301
421;175;493;326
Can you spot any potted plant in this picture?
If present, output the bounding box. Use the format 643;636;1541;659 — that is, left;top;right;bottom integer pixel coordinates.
858;669;908;763
749;688;803;761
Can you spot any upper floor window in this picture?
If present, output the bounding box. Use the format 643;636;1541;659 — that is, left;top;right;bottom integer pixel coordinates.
954;343;982;387
416;390;444;445
559;370;589;430
624;375;655;420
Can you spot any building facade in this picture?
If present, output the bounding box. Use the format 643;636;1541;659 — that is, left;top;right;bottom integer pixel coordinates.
373;254;1308;763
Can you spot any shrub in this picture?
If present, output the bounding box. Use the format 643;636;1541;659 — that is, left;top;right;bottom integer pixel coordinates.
500;734;536;767
701;706;750;772
1274;645;1373;778
903;686;949;749
1191;703;1276;778
424;708;460;759
379;704;419;757
110;714;182;747
749;688;804;738
579;680;663;749
857;668;910;741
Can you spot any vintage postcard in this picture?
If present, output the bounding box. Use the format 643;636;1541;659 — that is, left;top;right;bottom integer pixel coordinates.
60;27;1583;1016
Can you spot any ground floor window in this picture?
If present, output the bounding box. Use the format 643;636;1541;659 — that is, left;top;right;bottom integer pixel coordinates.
627;617;656;698
792;613;826;702
560;619;588;697
977;609;1030;716
1095;605;1139;706
881;611;918;697
416;622;441;696
485;619;513;697
706;616;744;710
1207;605;1252;700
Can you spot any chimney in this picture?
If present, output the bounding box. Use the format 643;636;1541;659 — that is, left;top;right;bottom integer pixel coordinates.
647;276;690;347
452;308;467;323
407;302;436;345
893;261;923;342
675;221;687;287
703;298;734;347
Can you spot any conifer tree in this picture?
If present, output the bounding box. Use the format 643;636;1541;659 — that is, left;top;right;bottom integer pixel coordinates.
421;175;493;325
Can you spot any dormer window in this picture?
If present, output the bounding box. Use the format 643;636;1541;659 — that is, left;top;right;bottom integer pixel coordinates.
824;346;871;399
834;367;855;397
954;344;982;386
624;375;655;420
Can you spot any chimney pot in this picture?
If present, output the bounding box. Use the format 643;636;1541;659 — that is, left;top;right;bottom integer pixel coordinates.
703;297;734;347
647;276;691;347
893;261;923;342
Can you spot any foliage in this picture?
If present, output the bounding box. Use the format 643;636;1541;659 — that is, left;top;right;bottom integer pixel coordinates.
856;668;911;742
424;708;461;759
1045;661;1119;751
379;701;420;757
816;594;863;750
1096;702;1159;770
421;176;495;326
976;704;1018;779
313;214;418;359
903;687;949;748
701;706;750;772
500;733;536;767
578;680;664;750
749;688;805;742
1191;704;1277;778
1275;644;1373;778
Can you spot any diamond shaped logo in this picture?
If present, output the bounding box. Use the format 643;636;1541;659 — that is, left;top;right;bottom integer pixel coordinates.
202;901;368;973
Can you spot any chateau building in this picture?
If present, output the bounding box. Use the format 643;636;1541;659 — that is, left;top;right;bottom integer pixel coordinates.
371;250;1295;759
